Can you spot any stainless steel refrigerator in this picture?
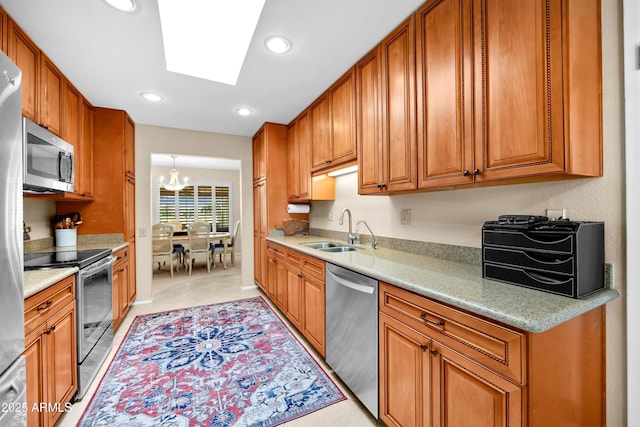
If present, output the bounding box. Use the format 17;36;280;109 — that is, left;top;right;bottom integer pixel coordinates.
0;50;27;427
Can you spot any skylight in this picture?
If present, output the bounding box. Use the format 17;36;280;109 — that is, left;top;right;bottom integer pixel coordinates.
157;0;266;86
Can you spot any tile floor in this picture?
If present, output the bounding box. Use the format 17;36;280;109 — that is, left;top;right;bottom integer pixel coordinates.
57;259;378;426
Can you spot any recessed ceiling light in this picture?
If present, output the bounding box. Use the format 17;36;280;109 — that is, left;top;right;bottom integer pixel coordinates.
264;36;291;54
104;0;136;12
158;0;266;86
140;92;164;102
237;108;252;117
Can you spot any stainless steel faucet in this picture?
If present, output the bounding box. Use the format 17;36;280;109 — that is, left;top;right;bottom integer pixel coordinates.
339;208;357;245
357;220;378;249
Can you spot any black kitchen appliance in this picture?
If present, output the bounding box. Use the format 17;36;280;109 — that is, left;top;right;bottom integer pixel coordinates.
482;215;605;298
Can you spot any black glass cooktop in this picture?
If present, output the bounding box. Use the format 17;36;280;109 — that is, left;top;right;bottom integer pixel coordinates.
24;248;112;270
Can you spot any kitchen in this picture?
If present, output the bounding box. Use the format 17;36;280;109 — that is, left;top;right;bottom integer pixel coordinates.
0;0;637;427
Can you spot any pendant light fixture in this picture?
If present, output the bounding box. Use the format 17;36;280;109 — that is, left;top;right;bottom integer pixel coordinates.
159;155;189;191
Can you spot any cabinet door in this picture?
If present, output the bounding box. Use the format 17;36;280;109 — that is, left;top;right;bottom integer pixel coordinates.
380;313;432;427
266;255;278;302
286;120;299;201
416;0;474;188
112;261;123;329
431;342;522;427
62;80;81;189
124;115;135;178
473;0;564;181
7;21;39;122
0;7;7;53
310;93;331;171
285;266;303;330
302;276;325;356
46;301;77;427
380;16;417;192
357;47;384;194
124;177;135;241
127;241;137;305
79;98;94;197
23;329;45;427
39;54;63;136
252;129;266;182
296;112;311;199
329;68;357;166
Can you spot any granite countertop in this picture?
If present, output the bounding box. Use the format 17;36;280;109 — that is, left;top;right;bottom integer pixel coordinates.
266;235;619;333
24;267;79;299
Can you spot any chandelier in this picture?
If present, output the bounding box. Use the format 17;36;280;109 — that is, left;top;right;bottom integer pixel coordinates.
159;155;189;191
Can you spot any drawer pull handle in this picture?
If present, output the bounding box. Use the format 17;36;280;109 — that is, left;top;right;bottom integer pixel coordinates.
420;345;428;352
37;301;53;311
420;312;444;326
430;349;438;357
44;325;56;335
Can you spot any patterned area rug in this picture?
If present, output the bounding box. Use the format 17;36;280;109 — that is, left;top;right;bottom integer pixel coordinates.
78;297;345;426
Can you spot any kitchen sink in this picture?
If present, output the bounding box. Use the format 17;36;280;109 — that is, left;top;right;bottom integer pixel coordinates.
300;241;342;249
318;246;363;253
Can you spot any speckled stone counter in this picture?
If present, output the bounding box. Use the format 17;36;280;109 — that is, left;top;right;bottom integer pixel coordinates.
23;267;78;299
266;235;619;333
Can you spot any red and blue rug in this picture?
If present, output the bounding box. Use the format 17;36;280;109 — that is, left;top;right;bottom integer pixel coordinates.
78;297;345;426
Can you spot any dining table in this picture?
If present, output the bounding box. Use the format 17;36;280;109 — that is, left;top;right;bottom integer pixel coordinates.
171;231;232;269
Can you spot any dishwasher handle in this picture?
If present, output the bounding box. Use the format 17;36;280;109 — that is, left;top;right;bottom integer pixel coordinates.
327;269;375;294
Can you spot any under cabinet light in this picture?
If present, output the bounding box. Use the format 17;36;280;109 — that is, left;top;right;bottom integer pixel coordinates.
328;165;358;177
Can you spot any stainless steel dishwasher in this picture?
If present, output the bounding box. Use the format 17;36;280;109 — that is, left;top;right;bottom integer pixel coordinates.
325;263;379;418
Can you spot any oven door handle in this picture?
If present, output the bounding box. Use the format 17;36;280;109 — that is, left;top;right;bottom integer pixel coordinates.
80;255;116;278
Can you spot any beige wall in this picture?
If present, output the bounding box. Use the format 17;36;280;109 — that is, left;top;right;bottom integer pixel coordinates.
135;125;254;304
309;0;626;424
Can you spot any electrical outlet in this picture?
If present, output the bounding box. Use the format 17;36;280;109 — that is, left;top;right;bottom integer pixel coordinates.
327;210;333;221
401;209;412;225
546;208;567;221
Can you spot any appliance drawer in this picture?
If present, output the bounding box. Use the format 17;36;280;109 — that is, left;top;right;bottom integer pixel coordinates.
483;247;575;275
379;283;525;384
24;274;76;336
483;230;574;254
484;263;577;297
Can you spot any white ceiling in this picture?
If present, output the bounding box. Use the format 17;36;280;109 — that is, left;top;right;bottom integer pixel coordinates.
151;153;241;170
0;0;425;138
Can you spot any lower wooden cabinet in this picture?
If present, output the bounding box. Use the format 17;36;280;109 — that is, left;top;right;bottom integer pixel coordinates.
379;282;605;427
112;246;131;330
23;275;77;427
263;242;326;357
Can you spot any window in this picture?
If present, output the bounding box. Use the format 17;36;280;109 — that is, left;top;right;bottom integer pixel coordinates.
158;183;231;231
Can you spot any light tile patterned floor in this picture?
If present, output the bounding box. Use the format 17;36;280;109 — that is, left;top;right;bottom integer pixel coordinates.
58;259;378;426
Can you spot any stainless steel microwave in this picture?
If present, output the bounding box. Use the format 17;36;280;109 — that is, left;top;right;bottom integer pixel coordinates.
23;117;74;193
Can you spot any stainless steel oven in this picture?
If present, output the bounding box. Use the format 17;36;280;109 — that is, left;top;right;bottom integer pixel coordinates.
24;248;115;399
76;254;116;399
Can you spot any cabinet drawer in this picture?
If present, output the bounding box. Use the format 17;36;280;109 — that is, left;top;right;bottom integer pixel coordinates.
285;248;302;267
24;274;76;337
113;247;128;262
379;283;525;384
483;230;574;254
301;255;325;282
266;242;285;260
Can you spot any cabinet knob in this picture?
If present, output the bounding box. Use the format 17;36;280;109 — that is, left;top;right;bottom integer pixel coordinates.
473;169;481;175
326;160;332;164
420;345;428;352
463;170;469;176
430;349;438;357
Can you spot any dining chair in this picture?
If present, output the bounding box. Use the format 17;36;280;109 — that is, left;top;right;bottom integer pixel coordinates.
165;220;185;264
184;221;212;275
211;219;240;269
152;223;182;277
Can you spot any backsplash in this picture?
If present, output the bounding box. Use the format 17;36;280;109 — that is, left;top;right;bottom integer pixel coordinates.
24;233;124;254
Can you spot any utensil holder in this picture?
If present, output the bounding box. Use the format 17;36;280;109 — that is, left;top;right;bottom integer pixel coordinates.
55;229;77;247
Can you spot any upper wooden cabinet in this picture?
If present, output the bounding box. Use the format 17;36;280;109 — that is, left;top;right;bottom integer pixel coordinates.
253;127;267;183
415;0;602;190
78;98;95;197
358;17;417;194
40;54;64;136
287;110;311;202
310;68;357;173
7;19;39;122
0;7;7;53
